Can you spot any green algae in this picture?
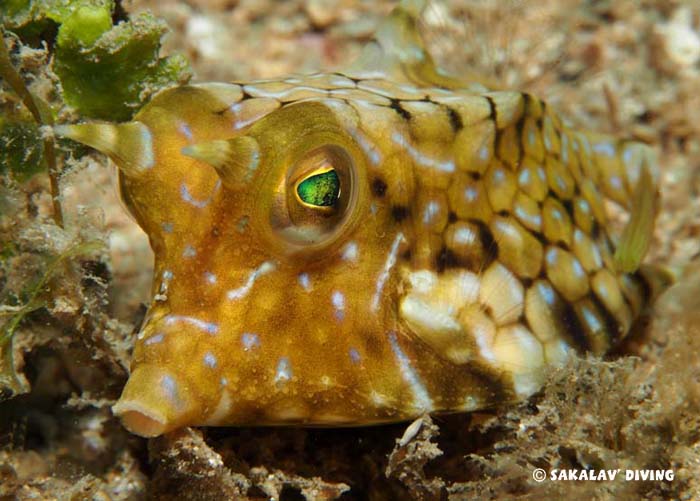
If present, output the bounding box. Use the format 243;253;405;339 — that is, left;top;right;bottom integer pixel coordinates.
53;10;191;121
2;0;191;122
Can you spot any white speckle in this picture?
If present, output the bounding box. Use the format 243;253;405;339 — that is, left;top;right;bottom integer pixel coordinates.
349;348;361;364
241;332;260;351
298;273;312;291
341;241;359;262
388;331;432;411
332;290;346;321
227;261;276;300
581;304;603;332
220;377;228;387
518;169;531;186
610;175;623;190
139;126;155;169
350;129;381;165
593;141;616;157
163;270;173;281
479;145;490;161
561;134;569;163
464;186;478;201
204;272;217;284
370;391;387;406
275;357;292;383
161;375;178;403
165;314;219;335
371;233;405;312
572;258;586;278
203;352;217;368
544;132;552;151
422;201;440;225
537;281;556;305
391;131;455;173
461;395;480;411
515;205;542;228
183;245;197;258
180;180;221;208
453;226;477;245
144;333;164;345
177;121;194;141
161;222;174;233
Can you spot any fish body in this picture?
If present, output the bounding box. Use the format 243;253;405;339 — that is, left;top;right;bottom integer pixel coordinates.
57;1;670;437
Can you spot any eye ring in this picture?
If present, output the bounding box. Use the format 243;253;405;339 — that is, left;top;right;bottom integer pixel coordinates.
267;143;360;251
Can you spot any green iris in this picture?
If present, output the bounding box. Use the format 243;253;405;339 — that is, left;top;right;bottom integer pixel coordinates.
296;169;340;207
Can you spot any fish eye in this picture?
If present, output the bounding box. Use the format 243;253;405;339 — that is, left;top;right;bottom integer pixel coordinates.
266;144;360;250
295;167;341;209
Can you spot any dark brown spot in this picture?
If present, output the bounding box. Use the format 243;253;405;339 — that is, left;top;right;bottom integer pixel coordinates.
391;205;409;222
448;211;458;223
390;99;411;121
372;178;388;197
469;219;498;264
631;270;652;305
436;246;459;272
445;106;463;132
590;293;622;346
560;301;591;352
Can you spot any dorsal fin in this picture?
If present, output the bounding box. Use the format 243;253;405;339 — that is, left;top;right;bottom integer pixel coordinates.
614;162;657;273
347;0;463;89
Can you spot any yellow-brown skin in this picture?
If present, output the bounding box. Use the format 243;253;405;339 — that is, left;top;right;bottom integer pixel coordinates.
59;1;670;437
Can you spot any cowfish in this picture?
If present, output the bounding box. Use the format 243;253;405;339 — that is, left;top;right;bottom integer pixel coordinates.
56;0;671;437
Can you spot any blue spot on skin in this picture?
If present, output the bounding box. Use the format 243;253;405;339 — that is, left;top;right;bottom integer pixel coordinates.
161;375;178;403
518;169;531;186
203;352;217;368
332;290;345;321
177;121;194;141
179;180;221;208
145;333;164;346
275;357;292;383
349;348;361;364
183;245;197;258
165;315;219;335
537;281;556;305
479;145;489;161
593;141;616;157
241;332;260;351
298;273;312;291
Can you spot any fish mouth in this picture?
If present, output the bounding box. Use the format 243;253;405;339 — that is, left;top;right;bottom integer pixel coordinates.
112;364;196;437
